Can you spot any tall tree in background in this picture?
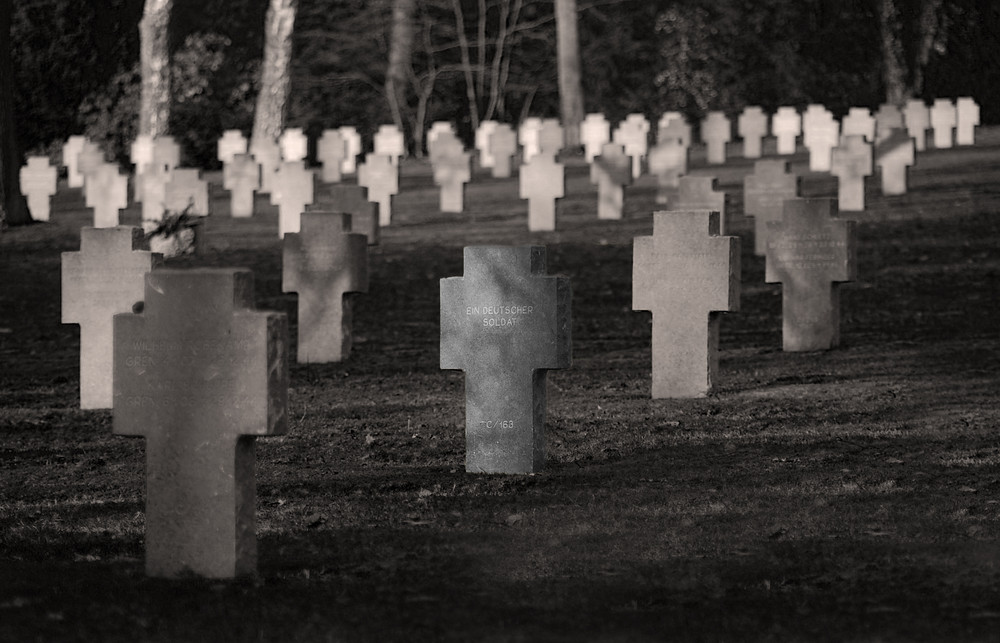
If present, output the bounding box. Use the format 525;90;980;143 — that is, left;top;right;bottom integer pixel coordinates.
252;0;297;144
386;0;416;142
0;0;29;228
555;0;583;147
138;0;173;135
877;0;945;104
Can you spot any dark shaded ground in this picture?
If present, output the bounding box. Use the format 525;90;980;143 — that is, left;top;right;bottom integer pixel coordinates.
1;132;999;642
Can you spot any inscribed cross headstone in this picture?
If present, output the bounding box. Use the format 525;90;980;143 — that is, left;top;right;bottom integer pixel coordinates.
613;113;650;179
580;113;610;162
772;107;801;155
217;130;248;165
520;154;565;231
930;98;956;149
674;176;727;233
875;129;915;196
357;153;398;226
743;159;800;256
317;129;346;183
85;163;129;228
271;160;314;237
841;107;875;142
283;212;369;363
647;138;688;204
374;124;405;165
312;184;379;244
19;157;57;221
279;128;308;161
633;210;740;398
487;124;518;178
903;99;930;151
700;111;731;164
250;138;281;194
339;126;362;174
874;104;904;143
657;112;692;147
223;153;260;218
955;97;979;146
62;226;161;409
432;138;472;213
518;118;543;162
113;268;288;578
830;135;872;211
590;143;632;220
737;106;768;159
537;119;564;158
164;168;210;216
476;120;499;168
440;246;571;474
765;198;856;351
63;135;88;188
803;106;839;172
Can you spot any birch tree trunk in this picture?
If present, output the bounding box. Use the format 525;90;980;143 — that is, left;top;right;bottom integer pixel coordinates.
385;0;416;140
252;0;297;145
0;0;29;227
139;0;174;136
555;0;584;148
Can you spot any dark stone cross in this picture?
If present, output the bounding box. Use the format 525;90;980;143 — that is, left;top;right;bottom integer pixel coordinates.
283;212;369;363
113;269;288;578
633;211;740;398
743;159;800;256
765;198;857;352
440;246;571;474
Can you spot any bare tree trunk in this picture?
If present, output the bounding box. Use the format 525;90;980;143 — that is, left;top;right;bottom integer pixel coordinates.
555;0;584;147
252;0;297;145
385;0;416;140
912;0;944;97
0;0;29;228
452;0;480;132
139;0;174;136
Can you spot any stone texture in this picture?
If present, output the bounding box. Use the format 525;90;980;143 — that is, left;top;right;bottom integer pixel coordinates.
141;168;170;229
62;226;161;409
85;163;129;228
875;129;915;196
271;161;314;237
930;98;956;149
841;107;875;142
700;111;731;164
633;210;740;398
113;268;288;578
771;107;801;155
311;185;380;245
357;154;398;226
217;130;248;164
830;135;872;212
765;198;856;352
743;159;800;255
279;128;308;161
657;112;692;147
580;113;610;163
737;106;768;159
519;154;565;231
19;157;57;222
674;176;726;233
440;246;571;474
374;124;405;165
223;154;260;218
647;139;688;204
803;105;839;172
589;143;632;220
283;213;368;363
164;169;210;216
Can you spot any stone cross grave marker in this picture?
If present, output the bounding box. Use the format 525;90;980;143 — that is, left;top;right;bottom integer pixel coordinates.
657;111;692;147
317;129;346;183
141;168;170;229
765;198;856;352
647;138;688;204
488;124;518;179
131;135;155;202
738;106;768;159
357;153;399;226
590;142;633;220
152;136;181;173
955;97;979;146
63;226;161;409
279;128;308;161
374;124;405;165
475;120;499;169
427;128;462;166
428;121;456;147
283;212;369;363
674;176;727;232
633;210;740;398
744;159;800;256
85;163;129;228
772;107;801;155
77;141;106;185
271;160;314;237
875;129;915;196
580;113;610;162
217;130;248;165
518;118;543;162
930;98;956;149
874;104;904;143
830;135;872;212
339;126;362;174
903;99;930;151
164;168;210;216
537;119;564;158
520;154;565;232
20;157;57;221
841;107;875;142
803;106;839;172
223;153;260;218
701;111;731;164
312;184;380;245
433;138;472;213
613;113;650;179
250;138;281;194
440;246;571;474
63;135;88;188
113;268;288;578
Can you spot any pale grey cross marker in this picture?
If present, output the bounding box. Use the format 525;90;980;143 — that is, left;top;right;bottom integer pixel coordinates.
432;138;472;213
874;104;904;143
141;168;170;229
428;121;456;147
737;106;768;158
440;246;571;474
518;117;543;162
830;135;872;212
217;129;248;164
657;111;692;147
279;127;308;161
743;159;800;255
374;124;406;165
700;111;731;164
488;124;518;179
673;176;727;233
77;141;106;185
164;168;210;216
930;98;957;149
19;156;57;221
85;163;129;228
633;210;740;398
62;226;161;409
223;153;260;218
580;113;610;162
428;128;462;165
250;138;281;194
903;99;930;151
590;142;632;220
130;135;155;203
338;126;362;174
317;129;346;183
311;184;380;244
283;212;369;363
520;153;565;231
771;107;801;155
152;136;181;173
803;106;839;172
113;268;288;578
841;107;875;142
765;198;856;352
875;129;915;196
271;160;314;237
63;135;88;188
537;119;564;158
613;113;650;179
955;97;979;145
357;153;398;226
647;138;688;203
475;120;499;168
